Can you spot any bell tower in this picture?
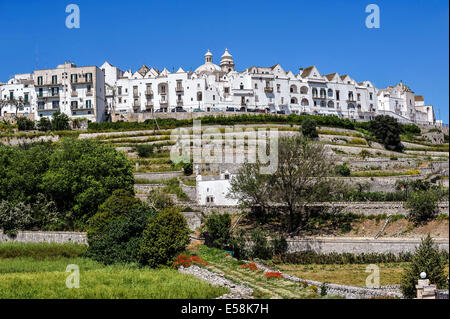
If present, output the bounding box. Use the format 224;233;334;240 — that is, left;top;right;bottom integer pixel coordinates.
220;48;235;73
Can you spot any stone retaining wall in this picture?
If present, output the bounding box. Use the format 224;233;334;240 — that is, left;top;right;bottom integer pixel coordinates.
134;171;183;181
0;231;87;245
287;237;449;255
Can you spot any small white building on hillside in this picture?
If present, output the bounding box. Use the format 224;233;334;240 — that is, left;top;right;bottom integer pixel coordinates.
196;171;238;206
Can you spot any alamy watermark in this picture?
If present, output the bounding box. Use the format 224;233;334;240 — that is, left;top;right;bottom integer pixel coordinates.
66;264;80;289
365;4;380;29
170;120;279;174
365;264;380;288
65;4;80;29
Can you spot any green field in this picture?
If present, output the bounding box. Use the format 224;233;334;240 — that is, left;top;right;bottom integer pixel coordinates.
0;243;227;299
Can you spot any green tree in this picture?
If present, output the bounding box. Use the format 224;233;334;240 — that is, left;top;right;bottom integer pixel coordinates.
0;201;34;236
41;138;134;228
139;208;190;268
146;188;175;211
404;190;439;225
401;235;448;298
52;111;70;131
368;115;404;151
301;118;319;139
230;136;344;232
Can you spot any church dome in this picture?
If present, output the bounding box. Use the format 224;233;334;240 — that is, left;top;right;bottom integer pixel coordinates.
195;50;222;75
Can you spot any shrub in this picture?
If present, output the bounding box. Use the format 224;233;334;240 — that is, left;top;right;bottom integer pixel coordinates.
0;201;33;237
86;204;157;265
136;144;154;158
368;115;404;151
182;161;193;176
229;229;249;260
174;254;208;268
139;208;190;268
52;111;70;131
87;189;141;237
320;283;328;297
335;163;351;177
250;230;272;260
404;190;438;225
359;149;371;159
402;123;421;136
271;235;288;256
401;235;448;299
205;213;232;249
264;271;283;280
147;188;175;211
0;242;86;259
16;117;35;131
301;118;319;139
37;117;52;132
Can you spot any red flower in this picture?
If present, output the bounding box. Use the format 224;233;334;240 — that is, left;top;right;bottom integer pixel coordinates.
174;254;208;268
240;263;258;271
264;272;283;280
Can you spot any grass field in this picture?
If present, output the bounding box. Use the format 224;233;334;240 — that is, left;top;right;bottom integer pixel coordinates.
0;243;227;299
276;263;450;287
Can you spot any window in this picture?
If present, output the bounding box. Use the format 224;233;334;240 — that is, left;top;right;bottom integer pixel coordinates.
328;89;333;97
300;86;308;94
357;93;361;101
51;87;59;96
290;85;297;93
336;90;340;100
206;196;214;203
38;102;45;110
197;92;202;101
38;88;43;97
254;83;258;89
301;98;309;106
328;101;334;108
369;93;373;100
224;87;229;94
348;92;354;101
9;91;13;100
52;101;59;109
240;83;244;90
24;93;29;103
86;100;92;108
71;74;78;83
37;76;43;86
52;75;58;84
71;101;78;109
277;84;281;93
86;73;92;82
224;174;230;180
118;87;122;95
312;88;318;97
320;89;326;98
87;85;92;94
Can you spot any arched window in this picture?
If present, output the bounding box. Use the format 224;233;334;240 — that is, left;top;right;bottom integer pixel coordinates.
328;101;334;108
291;97;298;104
197;92;202;101
300;86;308;94
320;89;326;98
290;85;297;93
312;88;318;98
320;101;326;107
348;91;354;101
348;103;355;109
327;89;333;97
301;98;309;106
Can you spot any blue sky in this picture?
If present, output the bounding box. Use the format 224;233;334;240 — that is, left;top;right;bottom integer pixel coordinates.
0;0;448;123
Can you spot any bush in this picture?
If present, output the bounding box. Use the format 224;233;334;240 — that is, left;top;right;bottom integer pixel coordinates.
136;144;154;158
147;189;175;211
205;213;231;249
368;115;404;151
87;189;142;237
0;201;33;237
139;208;190;268
301;118;319;139
182;161;194;176
230;229;250;260
86;204;157;265
402;123;421;136
16;117;35;131
401;235;448;299
335;163;351;177
250;230;272;260
52;111;70;131
37;117;52;132
404;190;439;225
271;235;288;256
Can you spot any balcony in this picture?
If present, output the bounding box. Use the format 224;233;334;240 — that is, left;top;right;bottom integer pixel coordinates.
71;91;78;97
71;105;94;111
160;99;168;105
86;91;93;96
145;90;153;97
313;95;327;100
175;86;184;93
35;82;61;87
145;102;154;111
264;87;274;94
177;100;183;106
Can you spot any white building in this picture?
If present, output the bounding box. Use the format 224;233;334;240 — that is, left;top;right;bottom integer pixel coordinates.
196;171;238;206
0;49;440;125
33;62;106;123
106;49;407;122
0;74;35;119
